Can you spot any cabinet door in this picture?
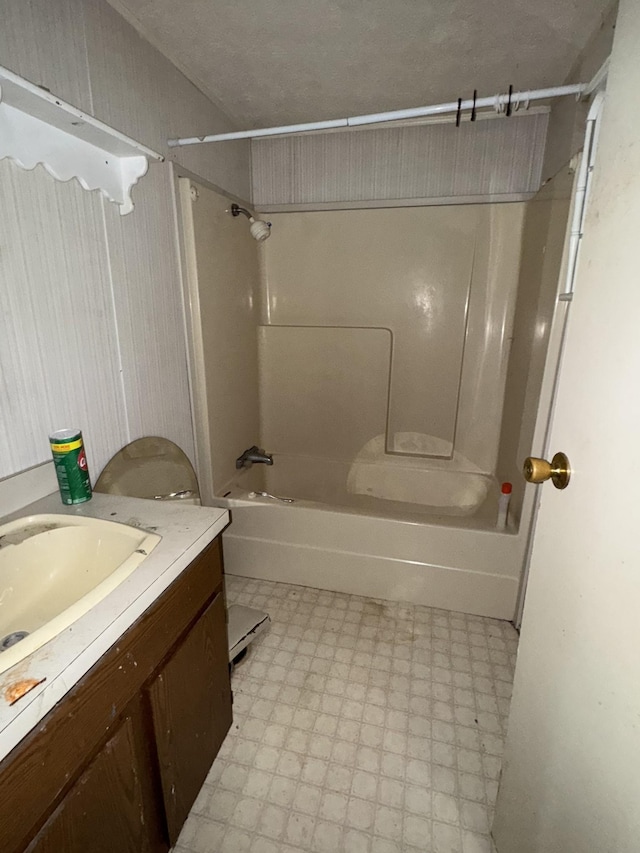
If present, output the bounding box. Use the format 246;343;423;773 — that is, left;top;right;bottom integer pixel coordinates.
148;591;232;843
25;712;164;853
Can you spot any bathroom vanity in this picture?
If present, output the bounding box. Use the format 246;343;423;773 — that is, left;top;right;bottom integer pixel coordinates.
0;491;231;852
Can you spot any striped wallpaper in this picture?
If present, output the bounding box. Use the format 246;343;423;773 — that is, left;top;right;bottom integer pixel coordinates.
252;112;549;209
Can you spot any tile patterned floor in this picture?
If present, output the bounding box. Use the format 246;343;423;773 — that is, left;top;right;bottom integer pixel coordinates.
174;577;518;853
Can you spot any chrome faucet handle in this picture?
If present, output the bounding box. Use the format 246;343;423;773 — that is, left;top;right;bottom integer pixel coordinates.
236;445;273;468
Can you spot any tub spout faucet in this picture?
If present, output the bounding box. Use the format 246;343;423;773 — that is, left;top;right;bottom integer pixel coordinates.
236;445;274;469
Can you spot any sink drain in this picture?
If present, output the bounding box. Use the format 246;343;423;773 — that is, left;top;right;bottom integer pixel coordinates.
0;631;29;651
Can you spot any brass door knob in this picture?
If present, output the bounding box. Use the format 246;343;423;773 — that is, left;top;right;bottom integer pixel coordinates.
523;452;571;490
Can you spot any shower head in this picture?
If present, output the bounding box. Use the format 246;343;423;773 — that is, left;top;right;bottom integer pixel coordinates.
249;219;271;242
230;203;272;242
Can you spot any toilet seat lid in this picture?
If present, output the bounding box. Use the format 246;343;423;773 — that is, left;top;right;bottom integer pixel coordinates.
94;437;199;501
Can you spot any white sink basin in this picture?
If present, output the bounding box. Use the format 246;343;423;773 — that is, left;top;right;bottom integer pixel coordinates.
0;514;161;675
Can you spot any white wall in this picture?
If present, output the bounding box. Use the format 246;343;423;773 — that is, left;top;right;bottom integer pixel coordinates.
0;0;250;481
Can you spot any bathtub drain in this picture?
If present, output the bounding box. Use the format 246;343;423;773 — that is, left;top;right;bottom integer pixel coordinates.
0;631;29;651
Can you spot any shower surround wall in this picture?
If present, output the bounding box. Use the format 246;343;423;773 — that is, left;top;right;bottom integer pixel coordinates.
179;180;262;506
205;203;529;619
259;205;525;495
496;165;576;525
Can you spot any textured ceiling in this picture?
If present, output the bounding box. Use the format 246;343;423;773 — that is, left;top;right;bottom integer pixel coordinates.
107;0;612;129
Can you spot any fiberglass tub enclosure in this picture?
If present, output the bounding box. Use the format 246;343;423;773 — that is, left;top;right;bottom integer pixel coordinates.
181;161;576;622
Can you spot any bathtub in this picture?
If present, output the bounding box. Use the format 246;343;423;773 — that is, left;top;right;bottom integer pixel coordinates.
212;454;526;620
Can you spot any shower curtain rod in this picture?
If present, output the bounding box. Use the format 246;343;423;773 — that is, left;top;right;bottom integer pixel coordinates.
168;82;585;147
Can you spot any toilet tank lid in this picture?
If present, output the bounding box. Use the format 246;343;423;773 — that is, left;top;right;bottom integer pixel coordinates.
94;437;199;501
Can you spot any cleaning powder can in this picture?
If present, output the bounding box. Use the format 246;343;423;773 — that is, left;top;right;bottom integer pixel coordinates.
49;429;92;505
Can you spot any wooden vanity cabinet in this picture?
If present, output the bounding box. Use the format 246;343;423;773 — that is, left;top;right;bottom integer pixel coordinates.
0;536;232;853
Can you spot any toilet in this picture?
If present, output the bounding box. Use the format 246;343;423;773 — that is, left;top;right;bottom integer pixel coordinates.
95;436;270;662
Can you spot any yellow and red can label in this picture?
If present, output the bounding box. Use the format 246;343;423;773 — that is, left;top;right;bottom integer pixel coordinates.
49;438;83;452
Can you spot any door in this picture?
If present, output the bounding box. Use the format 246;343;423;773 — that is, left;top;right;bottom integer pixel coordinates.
148;591;232;844
493;3;640;851
25;712;165;853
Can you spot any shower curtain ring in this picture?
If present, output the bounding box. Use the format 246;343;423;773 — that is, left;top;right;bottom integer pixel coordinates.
506;84;513;117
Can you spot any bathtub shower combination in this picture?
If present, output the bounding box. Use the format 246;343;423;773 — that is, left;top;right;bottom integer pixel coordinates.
184;177;574;623
214;451;524;621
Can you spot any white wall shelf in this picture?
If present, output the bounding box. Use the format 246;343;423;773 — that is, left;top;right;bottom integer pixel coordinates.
0;65;163;214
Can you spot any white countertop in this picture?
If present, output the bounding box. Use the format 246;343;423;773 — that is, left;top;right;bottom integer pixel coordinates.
0;491;229;761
